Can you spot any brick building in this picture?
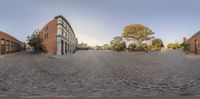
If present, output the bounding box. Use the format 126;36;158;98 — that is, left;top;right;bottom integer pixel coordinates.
186;31;200;54
39;15;78;55
0;31;26;55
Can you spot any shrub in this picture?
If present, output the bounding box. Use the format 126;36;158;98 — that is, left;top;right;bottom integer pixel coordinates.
148;45;161;51
167;42;181;49
128;43;137;51
110;36;126;51
152;38;164;48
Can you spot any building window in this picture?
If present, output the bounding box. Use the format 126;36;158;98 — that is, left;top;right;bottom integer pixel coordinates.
65;33;67;38
43;33;48;40
1;40;4;44
46;33;48;39
62;28;64;36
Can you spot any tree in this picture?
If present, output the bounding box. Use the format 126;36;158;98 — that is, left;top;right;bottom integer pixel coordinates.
181;42;190;52
128;43;136;51
122;24;154;46
139;43;148;50
102;44;110;50
152;38;164;48
167;42;181;49
181;37;190;52
27;30;41;51
110;36;126;51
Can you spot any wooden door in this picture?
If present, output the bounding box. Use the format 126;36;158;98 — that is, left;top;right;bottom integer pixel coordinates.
61;40;64;55
195;40;198;54
1;40;5;55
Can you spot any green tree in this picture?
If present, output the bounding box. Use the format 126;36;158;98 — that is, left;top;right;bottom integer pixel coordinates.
110;36;126;51
152;38;164;47
181;37;190;51
181;42;190;52
102;44;110;50
122;24;154;46
139;43;148;50
167;42;181;49
27;30;41;51
128;43;137;51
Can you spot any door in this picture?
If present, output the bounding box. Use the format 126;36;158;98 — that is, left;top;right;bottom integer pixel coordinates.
1;40;5;55
195;40;198;54
65;42;67;54
61;40;64;55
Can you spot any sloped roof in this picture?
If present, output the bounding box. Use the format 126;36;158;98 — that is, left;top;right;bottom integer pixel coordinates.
0;31;21;43
186;31;200;43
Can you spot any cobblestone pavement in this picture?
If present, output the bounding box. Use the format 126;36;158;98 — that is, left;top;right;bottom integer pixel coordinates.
0;50;200;97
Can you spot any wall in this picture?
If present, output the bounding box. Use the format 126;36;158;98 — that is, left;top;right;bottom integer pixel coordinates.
39;19;57;55
0;31;25;55
186;32;200;54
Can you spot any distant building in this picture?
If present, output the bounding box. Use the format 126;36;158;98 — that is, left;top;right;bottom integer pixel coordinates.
186;31;200;54
94;45;103;50
78;42;88;48
39;15;78;55
0;31;26;55
78;42;88;50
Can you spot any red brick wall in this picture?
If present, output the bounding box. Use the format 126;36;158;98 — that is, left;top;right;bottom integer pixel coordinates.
39;19;57;55
186;32;200;54
0;31;25;55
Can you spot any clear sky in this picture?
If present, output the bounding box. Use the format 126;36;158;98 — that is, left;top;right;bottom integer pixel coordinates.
0;0;200;46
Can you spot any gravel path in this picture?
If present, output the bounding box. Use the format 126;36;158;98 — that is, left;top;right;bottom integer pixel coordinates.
0;50;200;97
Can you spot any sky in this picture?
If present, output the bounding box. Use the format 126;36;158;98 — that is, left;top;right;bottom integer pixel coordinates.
0;0;200;46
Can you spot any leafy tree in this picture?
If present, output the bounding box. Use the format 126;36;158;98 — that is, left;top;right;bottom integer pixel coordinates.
167;42;181;49
27;30;41;51
139;43;148;49
181;42;190;52
152;38;164;48
128;43;136;51
122;24;154;46
110;36;126;51
102;44;110;50
180;37;190;52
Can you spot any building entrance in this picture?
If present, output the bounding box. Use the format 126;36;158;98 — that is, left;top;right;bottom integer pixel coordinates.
195;40;198;54
61;40;64;55
1;39;5;55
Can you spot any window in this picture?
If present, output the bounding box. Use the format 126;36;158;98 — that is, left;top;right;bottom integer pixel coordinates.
43;33;48;40
65;33;67;38
1;40;5;44
46;33;48;39
62;28;64;36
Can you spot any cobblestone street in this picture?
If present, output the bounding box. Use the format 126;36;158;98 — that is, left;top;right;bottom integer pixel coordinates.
1;50;200;97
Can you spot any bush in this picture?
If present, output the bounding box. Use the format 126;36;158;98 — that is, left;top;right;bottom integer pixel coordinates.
110;42;126;51
181;42;190;52
148;45;161;51
139;43;148;49
167;42;181;49
152;38;164;48
132;43;148;51
110;36;126;51
128;43;137;51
